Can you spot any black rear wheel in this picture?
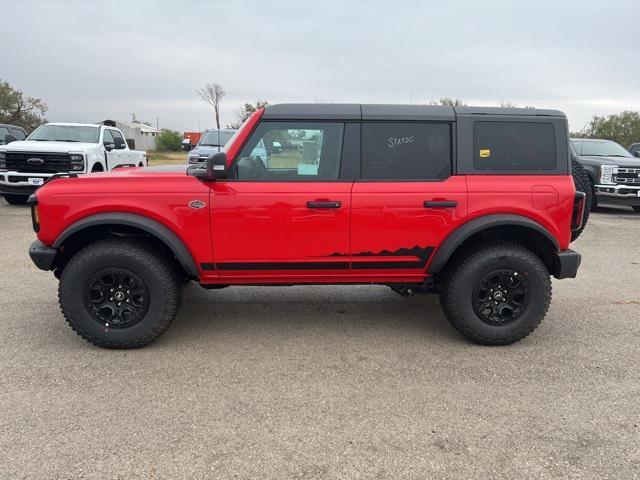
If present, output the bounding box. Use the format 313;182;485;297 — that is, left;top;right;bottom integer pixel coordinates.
3;194;29;205
439;242;551;345
59;238;182;348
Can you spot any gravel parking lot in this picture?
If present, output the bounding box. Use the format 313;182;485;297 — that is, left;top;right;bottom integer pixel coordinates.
0;201;638;479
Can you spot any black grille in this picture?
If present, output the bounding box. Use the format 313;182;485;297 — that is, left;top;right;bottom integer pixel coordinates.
6;152;72;173
615;167;640;185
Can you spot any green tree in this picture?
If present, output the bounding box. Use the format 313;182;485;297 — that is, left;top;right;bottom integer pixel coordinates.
428;97;466;106
575;111;640;147
155;130;182;152
0;79;48;131
227;100;270;129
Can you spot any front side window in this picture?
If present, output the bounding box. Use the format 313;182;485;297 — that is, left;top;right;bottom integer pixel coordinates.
361;122;451;180
103;129;114;144
234;122;344;181
28;125;100;143
10;128;25;140
474;122;556;171
111;129;125;148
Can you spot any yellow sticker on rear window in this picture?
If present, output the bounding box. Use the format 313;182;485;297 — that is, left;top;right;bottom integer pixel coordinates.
479;149;491;158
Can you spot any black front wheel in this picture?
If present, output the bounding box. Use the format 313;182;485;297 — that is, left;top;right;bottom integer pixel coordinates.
632;206;640;213
59;238;182;348
4;194;29;205
439;242;551;345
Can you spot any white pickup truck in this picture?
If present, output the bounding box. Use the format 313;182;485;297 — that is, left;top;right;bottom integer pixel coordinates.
0;122;148;204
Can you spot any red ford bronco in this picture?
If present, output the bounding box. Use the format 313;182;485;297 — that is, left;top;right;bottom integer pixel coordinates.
27;104;586;348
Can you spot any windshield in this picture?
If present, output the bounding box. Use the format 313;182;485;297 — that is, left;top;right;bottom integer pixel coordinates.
571;139;633;158
199;130;235;147
28;125;100;143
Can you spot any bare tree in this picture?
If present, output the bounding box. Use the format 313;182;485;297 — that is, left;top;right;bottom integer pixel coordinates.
197;83;226;129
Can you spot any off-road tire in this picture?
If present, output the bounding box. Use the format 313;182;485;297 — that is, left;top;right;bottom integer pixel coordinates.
571;158;592;241
438;242;551;346
59;238;182;348
632;206;640;213
3;194;29;205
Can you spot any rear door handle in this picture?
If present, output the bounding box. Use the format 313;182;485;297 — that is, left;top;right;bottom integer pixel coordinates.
424;200;458;208
307;201;342;209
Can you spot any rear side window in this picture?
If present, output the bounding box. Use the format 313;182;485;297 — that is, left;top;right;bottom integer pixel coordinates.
361;122;451;180
474;122;556;171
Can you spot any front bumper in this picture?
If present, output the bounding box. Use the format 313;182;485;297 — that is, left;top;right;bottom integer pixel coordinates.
29;240;58;271
553;249;581;279
594;184;640;206
0;171;54;196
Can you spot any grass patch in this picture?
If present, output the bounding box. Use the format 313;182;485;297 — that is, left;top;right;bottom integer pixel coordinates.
147;151;186;166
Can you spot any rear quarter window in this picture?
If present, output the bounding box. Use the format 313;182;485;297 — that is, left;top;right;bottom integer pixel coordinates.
473;121;556;171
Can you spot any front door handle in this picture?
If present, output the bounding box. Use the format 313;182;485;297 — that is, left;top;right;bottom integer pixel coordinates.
307;201;341;209
424;200;458;208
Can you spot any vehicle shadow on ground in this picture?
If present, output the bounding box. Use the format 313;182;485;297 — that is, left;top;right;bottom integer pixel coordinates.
162;283;462;347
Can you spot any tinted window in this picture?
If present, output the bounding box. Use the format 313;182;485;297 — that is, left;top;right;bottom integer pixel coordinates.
362;122;451;180
235;122;344;181
474;122;556;171
10;128;25;140
103;129;114;144
111;130;126;149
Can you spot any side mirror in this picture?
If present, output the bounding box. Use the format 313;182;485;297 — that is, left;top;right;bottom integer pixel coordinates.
104;142;115;152
5;134;17;144
188;152;228;181
114;137;126;150
633;151;640;158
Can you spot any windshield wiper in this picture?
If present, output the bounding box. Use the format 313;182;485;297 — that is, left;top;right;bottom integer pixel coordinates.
199;143;218;147
54;139;79;142
606;154;631;157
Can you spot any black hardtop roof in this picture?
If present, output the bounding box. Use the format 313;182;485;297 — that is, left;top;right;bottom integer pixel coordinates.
263;103;565;121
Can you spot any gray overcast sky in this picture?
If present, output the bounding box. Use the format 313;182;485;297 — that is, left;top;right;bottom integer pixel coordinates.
2;0;639;132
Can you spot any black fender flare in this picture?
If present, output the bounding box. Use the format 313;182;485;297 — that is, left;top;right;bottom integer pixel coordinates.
53;212;199;278
426;214;560;274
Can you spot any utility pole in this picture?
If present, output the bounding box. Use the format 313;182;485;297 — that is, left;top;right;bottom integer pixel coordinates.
156;116;159;129
130;113;137;123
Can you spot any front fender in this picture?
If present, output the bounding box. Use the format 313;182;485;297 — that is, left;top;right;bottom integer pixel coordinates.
52;212;199;278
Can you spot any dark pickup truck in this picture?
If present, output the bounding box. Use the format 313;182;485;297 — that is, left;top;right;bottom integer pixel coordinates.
571;138;640;212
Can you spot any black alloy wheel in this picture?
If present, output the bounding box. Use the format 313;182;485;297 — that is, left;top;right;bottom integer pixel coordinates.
472;269;529;326
84;268;150;329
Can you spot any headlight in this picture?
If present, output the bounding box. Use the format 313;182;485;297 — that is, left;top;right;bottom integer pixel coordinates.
69;153;85;171
599;164;617;185
0;151;6;170
188;154;201;164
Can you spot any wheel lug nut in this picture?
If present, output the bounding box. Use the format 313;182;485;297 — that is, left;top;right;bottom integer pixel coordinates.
109;297;113;301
